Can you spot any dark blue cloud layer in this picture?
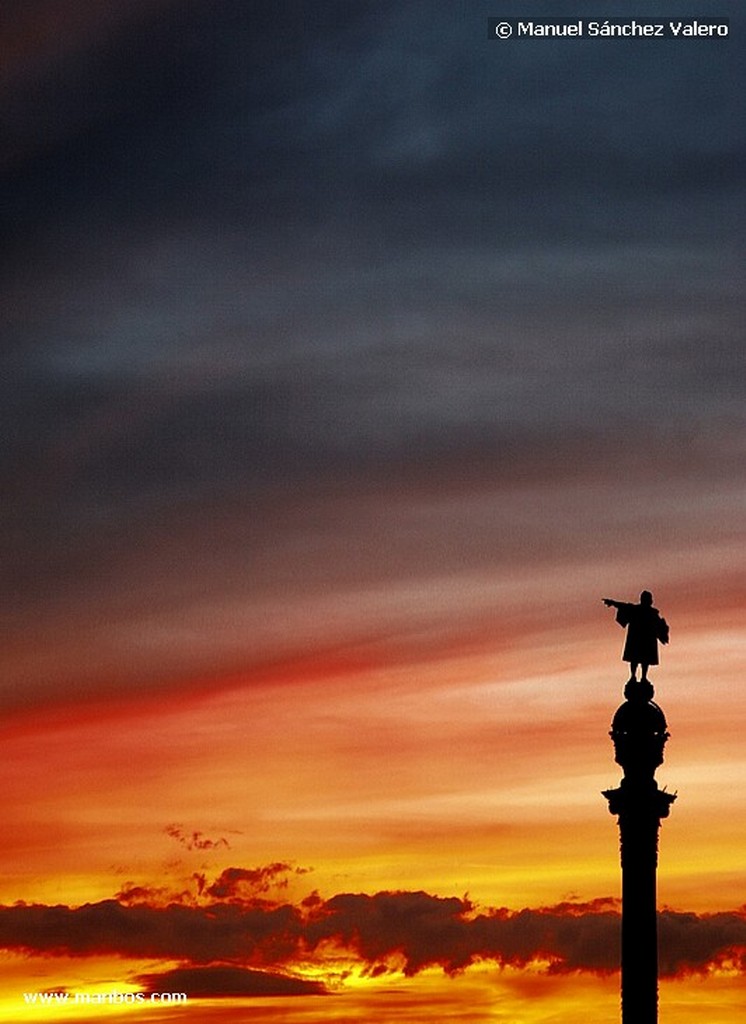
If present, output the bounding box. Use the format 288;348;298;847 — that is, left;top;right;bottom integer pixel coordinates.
1;1;743;692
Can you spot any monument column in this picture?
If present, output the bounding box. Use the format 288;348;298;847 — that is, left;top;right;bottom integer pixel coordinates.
603;679;676;1024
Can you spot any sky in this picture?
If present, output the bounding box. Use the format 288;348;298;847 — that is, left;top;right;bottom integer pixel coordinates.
1;1;744;1021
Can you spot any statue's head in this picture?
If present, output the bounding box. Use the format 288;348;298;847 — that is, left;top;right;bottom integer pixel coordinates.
640;590;653;606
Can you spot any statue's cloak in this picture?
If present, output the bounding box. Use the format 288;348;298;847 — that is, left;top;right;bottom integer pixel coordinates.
615;603;669;665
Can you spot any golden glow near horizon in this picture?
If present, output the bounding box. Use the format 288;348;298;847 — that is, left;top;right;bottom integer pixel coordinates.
5;966;746;1024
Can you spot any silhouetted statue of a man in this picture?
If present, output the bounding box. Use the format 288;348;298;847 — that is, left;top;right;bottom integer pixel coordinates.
603;591;669;683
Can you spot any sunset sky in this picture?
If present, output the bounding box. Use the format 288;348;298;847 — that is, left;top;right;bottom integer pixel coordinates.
1;1;744;1021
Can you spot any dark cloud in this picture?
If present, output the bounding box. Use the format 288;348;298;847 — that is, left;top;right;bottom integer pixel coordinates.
115;862;312;911
115;883;184;907
303;891;625;976
1;1;743;694
137;964;326;998
206;864;311;902
659;908;746;977
0;899;302;964
165;824;231;852
2;880;745;980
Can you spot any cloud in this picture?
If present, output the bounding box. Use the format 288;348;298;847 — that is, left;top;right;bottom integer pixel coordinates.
206;864;311;902
0;899;302;964
165;824;231;851
0;0;743;741
116;863;314;912
659;909;746;977
137;965;326;998
1;880;745;981
304;891;624;976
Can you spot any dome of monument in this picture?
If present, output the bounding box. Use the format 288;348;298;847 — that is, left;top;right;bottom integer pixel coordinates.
611;699;668;735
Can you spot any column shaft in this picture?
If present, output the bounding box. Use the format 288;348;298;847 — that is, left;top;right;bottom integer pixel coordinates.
620;806;659;1024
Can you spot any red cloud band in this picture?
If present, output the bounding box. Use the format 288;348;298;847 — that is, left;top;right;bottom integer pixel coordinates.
1;888;745;980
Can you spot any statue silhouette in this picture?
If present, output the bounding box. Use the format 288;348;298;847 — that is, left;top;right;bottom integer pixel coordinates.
603;591;669;683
